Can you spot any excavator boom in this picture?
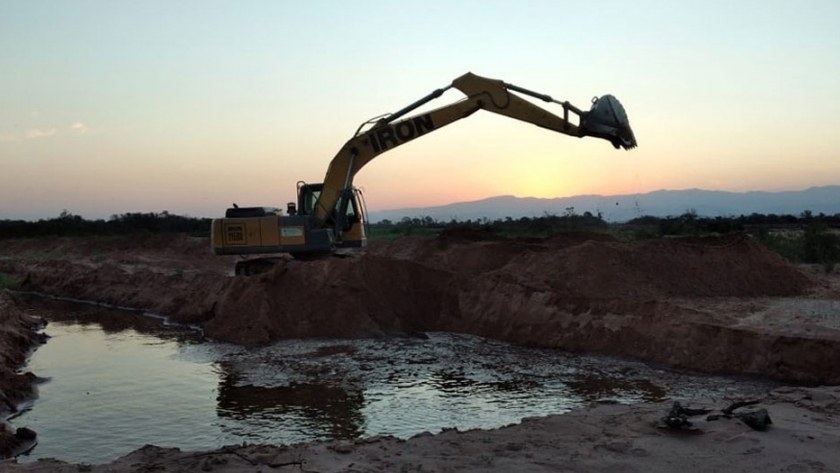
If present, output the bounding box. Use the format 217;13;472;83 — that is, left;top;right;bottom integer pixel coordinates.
314;72;636;225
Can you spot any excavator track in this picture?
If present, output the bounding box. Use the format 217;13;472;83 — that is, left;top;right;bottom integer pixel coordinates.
234;257;284;276
234;251;360;276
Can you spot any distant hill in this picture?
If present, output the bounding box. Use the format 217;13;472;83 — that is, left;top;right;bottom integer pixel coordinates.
367;186;840;223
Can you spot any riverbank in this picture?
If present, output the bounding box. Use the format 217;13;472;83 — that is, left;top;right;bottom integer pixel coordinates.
0;292;44;458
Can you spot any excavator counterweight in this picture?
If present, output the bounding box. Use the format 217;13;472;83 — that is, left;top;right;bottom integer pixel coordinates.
211;72;636;273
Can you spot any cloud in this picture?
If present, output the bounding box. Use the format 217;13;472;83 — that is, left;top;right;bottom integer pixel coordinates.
69;122;91;133
12;123;96;140
26;128;57;139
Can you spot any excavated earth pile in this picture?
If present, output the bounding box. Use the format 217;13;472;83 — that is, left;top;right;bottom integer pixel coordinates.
2;232;839;384
0;292;44;457
0;235;230;324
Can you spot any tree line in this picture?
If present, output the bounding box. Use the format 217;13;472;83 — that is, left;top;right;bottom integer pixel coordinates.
0;211;211;239
373;208;607;238
3;208;838;240
625;210;840;236
373;209;840;236
1;208;837;269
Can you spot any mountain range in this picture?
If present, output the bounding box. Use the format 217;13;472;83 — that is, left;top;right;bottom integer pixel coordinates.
367;186;840;223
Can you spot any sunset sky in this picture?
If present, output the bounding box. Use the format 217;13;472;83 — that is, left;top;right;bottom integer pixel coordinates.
1;0;839;220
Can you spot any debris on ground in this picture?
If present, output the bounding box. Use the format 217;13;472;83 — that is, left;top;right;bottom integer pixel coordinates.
706;400;774;431
660;398;774;432
659;401;712;430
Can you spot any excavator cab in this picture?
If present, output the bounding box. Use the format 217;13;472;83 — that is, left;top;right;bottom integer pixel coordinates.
296;182;367;247
296;182;321;216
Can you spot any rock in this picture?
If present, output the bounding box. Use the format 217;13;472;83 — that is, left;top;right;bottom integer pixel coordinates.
737;409;773;431
14;427;36;440
328;441;354;454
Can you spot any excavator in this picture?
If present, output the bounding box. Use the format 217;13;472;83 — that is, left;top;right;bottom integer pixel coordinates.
211;72;637;275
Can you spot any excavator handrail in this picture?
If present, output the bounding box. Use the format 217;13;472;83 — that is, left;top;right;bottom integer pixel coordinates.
353;113;390;137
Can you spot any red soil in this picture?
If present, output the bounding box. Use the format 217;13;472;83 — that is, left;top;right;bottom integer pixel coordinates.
1;232;837;386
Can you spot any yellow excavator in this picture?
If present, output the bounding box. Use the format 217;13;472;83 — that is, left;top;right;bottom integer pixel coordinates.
211;72;637;274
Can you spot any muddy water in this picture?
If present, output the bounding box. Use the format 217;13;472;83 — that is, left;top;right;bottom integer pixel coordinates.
15;297;775;465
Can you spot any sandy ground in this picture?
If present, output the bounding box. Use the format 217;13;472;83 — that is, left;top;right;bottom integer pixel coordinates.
4;385;840;472
1;232;840;470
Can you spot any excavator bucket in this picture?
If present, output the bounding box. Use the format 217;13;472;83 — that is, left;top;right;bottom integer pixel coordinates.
581;95;637;150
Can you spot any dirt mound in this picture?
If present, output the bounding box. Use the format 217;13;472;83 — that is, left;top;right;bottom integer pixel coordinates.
205;255;457;345
18;259;225;324
506;235;812;299
376;234;811;299
631;236;813;297
0;235;230;275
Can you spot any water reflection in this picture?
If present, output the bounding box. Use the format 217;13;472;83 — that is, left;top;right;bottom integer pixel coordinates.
426;369;540;396
216;365;365;439
566;375;668;403
17;294;200;341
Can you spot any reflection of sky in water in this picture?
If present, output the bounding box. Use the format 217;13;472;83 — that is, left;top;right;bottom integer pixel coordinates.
14;299;776;465
17;323;221;463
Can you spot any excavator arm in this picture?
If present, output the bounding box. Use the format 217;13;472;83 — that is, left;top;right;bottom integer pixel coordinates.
314;72;636;226
212;72;637;268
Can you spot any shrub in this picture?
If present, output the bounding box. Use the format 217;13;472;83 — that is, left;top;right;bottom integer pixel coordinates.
0;273;19;290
